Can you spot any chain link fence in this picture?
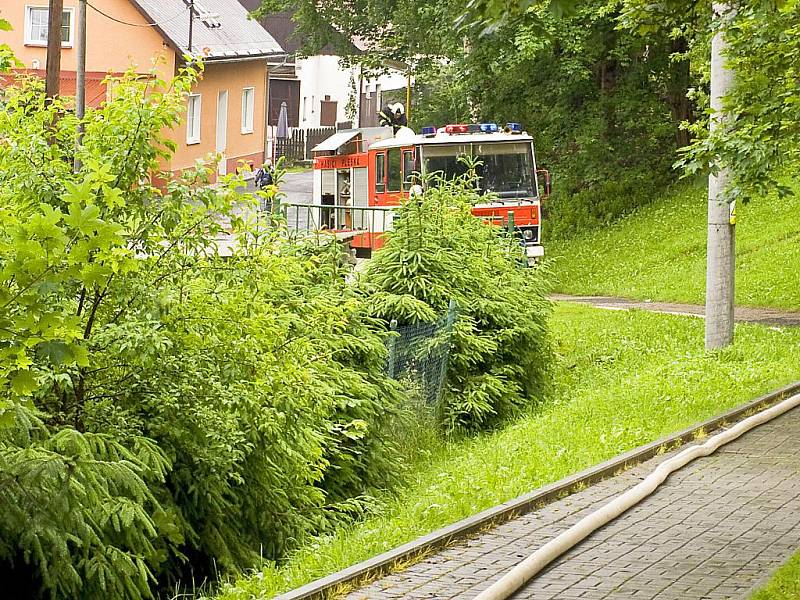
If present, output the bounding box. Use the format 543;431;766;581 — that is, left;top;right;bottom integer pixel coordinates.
385;300;458;407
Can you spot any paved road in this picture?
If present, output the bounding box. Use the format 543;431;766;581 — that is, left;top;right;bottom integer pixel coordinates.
347;406;800;599
552;294;800;328
278;169;313;204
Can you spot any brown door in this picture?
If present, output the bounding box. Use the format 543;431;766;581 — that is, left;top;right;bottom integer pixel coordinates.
320;100;338;127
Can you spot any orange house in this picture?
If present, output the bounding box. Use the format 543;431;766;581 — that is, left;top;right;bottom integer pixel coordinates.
0;0;284;178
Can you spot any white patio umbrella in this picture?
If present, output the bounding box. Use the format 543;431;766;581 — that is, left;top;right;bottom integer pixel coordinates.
276;101;290;140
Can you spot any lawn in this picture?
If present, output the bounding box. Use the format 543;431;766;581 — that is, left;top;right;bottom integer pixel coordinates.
751;550;800;599
212;303;800;599
548;181;800;309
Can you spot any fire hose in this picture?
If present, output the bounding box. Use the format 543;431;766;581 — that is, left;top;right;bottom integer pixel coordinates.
474;393;800;600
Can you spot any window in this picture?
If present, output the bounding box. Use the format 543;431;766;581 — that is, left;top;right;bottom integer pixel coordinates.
402;150;416;189
241;87;255;134
375;153;386;193
187;94;201;144
387;149;402;192
25;6;74;47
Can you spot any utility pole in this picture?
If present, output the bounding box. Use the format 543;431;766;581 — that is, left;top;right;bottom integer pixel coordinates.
188;0;195;54
705;2;736;350
45;0;64;99
74;0;87;171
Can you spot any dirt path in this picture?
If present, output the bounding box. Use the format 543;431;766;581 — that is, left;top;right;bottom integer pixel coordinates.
552;294;800;327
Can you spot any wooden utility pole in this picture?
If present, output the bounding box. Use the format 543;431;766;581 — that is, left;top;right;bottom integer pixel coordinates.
705;2;736;350
45;0;64;99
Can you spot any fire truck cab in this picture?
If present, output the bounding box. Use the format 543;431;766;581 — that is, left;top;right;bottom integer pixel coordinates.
309;122;547;262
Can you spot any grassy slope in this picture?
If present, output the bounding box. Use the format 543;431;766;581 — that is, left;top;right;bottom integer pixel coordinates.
213;303;800;599
548;181;800;309
751;550;800;599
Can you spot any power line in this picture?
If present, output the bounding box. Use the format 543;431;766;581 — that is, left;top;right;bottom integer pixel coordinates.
85;1;188;28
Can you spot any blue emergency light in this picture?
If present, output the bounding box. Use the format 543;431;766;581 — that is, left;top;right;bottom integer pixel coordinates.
421;126;437;136
505;122;523;133
480;122;499;133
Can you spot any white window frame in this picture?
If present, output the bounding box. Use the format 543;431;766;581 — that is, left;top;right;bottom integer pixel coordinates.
24;5;75;48
186;94;202;145
241;87;255;134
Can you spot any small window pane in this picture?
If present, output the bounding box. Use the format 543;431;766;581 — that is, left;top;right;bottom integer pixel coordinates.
187;95;201;143
387;149;401;192
30;8;48;43
402;150;415;189
241;88;254;133
61;10;71;43
375;153;385;193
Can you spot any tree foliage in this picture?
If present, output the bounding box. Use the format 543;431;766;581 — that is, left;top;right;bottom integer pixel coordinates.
0;66;407;598
678;0;800;202
362;174;552;431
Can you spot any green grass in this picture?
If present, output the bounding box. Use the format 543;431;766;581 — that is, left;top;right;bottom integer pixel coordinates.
548;180;800;309
750;551;800;599
211;303;800;599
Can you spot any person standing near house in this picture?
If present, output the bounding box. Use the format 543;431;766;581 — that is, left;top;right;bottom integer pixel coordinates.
378;103;407;133
255;160;274;190
254;160;275;213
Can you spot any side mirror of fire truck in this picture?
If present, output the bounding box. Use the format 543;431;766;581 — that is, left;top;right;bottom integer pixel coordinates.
536;169;551;199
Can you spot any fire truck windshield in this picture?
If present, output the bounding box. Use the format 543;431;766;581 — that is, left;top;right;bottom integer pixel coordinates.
422;142;536;198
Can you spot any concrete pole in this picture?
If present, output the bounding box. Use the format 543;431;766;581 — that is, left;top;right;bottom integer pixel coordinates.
705;2;736;350
45;0;64;100
74;0;87;171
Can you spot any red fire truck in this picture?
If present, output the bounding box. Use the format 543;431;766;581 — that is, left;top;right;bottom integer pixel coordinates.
301;122;548;263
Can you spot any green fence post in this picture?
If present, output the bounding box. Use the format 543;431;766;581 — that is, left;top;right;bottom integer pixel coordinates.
387;319;398;379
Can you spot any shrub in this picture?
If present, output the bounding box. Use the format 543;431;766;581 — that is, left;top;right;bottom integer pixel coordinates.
362;177;553;432
0;68;406;598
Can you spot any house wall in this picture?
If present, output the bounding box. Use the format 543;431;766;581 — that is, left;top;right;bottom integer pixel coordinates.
1;0;175;81
2;0;271;179
170;59;267;176
296;55;407;129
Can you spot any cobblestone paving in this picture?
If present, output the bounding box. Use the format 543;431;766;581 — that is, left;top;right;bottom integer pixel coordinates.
347;407;800;599
550;294;800;327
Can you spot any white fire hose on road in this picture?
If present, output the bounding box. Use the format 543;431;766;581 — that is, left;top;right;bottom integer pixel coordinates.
474;393;800;600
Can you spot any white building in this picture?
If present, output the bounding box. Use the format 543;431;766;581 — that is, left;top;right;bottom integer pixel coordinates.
237;4;409;135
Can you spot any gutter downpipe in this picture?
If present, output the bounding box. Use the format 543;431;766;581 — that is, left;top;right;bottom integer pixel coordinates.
474;392;800;600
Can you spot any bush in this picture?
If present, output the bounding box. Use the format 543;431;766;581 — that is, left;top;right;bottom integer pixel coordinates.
362;176;553;432
0;68;406;598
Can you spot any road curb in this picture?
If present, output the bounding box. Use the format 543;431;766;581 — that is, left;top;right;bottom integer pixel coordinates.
276;381;800;600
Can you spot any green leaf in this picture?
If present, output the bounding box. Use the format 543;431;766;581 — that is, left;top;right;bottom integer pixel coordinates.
10;369;38;396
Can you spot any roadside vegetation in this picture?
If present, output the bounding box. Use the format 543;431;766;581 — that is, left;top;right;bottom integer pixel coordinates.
0;66;550;597
751;551;800;600
214;303;800;599
549;179;800;309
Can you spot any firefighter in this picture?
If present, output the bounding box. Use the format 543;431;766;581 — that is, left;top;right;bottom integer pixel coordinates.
378;103;407;133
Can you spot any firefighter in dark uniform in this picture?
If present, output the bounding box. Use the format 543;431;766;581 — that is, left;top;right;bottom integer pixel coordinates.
378;103;407;133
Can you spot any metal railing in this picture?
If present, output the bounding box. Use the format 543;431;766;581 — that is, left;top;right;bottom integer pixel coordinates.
272;201;395;239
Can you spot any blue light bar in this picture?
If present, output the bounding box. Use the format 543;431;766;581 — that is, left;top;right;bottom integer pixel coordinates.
421;126;437;136
480;122;499;133
506;122;523;133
